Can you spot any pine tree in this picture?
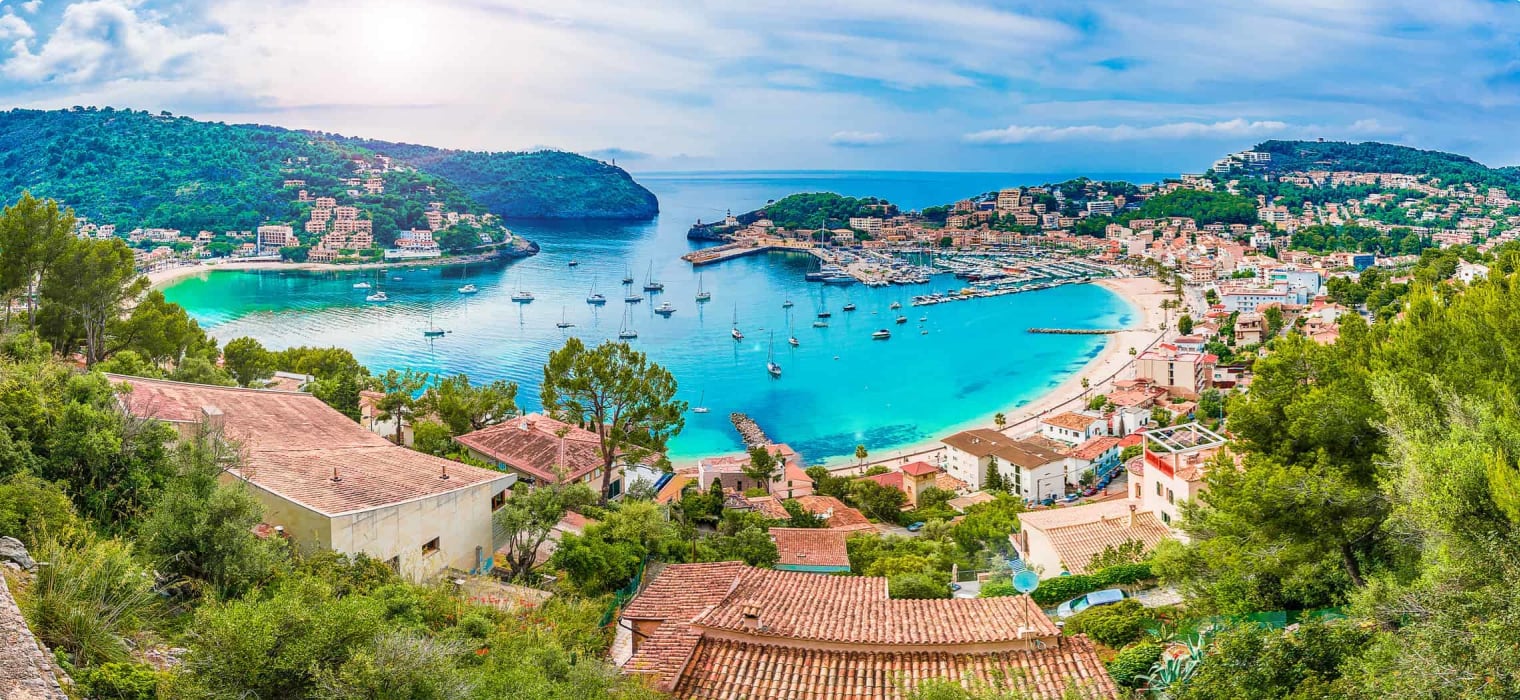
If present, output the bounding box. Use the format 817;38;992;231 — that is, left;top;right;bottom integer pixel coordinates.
985;456;1005;493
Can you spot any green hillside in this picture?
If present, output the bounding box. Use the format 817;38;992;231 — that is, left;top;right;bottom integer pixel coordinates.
1253;139;1520;188
0;107;658;232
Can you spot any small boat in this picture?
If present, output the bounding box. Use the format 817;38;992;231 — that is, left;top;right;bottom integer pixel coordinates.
731;305;744;340
587;292;607;305
556;307;574;329
655;301;676;316
643;262;664;292
895;315;908;324
696;272;711;303
873;329;892;340
392;276;403;281
353;281;371;289
366;291;388;302
890;301;902;310
622;266;635;285
843;302;857;312
424;327;446;338
766;333;782;377
919;315;928;322
511;290;535;303
618;305;637;339
692;390;709;414
458;284;478;294
812;320;828;328
568;260;579;267
817;311;832;319
782;299;794;309
788;335;799;347
625;293;643;303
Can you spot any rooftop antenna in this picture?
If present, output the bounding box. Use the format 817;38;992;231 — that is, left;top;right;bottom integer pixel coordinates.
330;466;342;483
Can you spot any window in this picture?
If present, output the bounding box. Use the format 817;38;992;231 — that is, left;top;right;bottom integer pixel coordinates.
422;537;440;557
1161;511;1171;524
1166;488;1174;504
1156;481;1162;496
491;489;506;511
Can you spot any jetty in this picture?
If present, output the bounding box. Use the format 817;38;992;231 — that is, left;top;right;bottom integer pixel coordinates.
1027;328;1121;335
730;412;772;448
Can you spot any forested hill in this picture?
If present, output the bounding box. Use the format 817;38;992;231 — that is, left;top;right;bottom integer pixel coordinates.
333;138;658;219
1252;139;1520;187
0;107;658;231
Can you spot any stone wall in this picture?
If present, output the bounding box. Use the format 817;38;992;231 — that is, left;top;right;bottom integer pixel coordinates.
0;575;69;700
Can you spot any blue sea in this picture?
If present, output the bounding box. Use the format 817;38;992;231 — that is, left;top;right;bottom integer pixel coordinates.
162;170;1164;463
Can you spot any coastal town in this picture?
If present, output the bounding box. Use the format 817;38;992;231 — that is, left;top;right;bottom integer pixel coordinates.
5;129;1520;700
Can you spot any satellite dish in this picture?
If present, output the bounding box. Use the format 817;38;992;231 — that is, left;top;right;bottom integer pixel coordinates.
1013;570;1040;593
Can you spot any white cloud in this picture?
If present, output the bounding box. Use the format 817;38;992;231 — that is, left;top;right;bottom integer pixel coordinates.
0;12;33;41
829;130;894;147
963;119;1293;144
20;1;41;13
4;0;217;82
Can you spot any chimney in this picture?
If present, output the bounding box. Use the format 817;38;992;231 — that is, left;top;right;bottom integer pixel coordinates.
330;466;342;483
740;603;761;631
1127;503;1136;529
441;462;450;480
201;405;225;433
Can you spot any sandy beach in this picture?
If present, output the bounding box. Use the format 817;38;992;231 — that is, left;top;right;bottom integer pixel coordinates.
820;275;1173;473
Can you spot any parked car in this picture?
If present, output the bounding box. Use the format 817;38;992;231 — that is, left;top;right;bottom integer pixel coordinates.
905;521;925;532
1055;588;1126;619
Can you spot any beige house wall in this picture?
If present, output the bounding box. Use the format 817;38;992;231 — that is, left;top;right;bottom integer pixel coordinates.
331;477;512;581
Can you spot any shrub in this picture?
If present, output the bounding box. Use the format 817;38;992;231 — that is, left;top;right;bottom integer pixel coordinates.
1094;562;1155;586
889;573;950;599
1064;599;1152;648
20;536;159;666
1030;574;1099;607
77;662;161;700
979;580;1017;598
1107;641;1163;688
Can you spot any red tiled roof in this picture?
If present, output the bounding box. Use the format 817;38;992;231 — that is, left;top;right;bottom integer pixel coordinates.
1043;411;1101;431
108;374;508;516
621;563;1117;699
768;528;852;569
901;461;939;477
672;636;1116;700
859;471;904;490
1071;436;1120;461
453;413;607;483
1019;500;1172;575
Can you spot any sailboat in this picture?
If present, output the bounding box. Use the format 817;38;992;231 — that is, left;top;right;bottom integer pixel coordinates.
842;289;856;312
622;265;635;285
696;271;711;302
782;298;794;309
788;317;799;347
766;332;782;377
423;308;447;337
586;275;607;305
692;390;710;414
509;272;533;303
643;262;664;292
618;305;638;339
556;307;574;329
730;305;744;340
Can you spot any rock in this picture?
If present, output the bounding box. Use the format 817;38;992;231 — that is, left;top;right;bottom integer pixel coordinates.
0;536;35;572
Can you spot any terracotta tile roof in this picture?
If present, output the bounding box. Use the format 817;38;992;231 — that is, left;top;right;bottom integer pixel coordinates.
946;492;996;513
453;413;609;483
672;636;1116;700
108;374;508;516
1071;436;1120;462
621;563;1117;699
800;495;874;530
768;528;851;569
1043;411;1101;432
621;561;750;622
935;473;969;493
1019;500;1172;575
900;461;939;477
745;495;790;520
943;429;1066;470
860;471;905;491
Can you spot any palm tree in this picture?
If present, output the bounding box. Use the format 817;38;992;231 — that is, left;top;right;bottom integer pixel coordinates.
854;444;868;468
993;412;1006;430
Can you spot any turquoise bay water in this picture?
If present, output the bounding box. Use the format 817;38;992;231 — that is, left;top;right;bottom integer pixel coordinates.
163;171;1159;462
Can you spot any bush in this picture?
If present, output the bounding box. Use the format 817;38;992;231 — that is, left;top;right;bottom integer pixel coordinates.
1094;562;1155;587
77;661;161;700
1064;599;1152;648
0;473;84;547
979;581;1017;598
20;536;159;666
1030;574;1100;607
1107;641;1163;688
889;573;950;599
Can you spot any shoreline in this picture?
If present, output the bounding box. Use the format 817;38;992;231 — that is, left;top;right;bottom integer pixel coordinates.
670;275;1172;472
146;251;514;290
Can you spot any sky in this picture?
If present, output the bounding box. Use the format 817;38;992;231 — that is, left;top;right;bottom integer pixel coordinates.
0;0;1517;173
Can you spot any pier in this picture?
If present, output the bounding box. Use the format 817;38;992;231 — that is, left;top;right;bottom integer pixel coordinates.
682;243;779;266
1027;328;1122;335
730;412;772;448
